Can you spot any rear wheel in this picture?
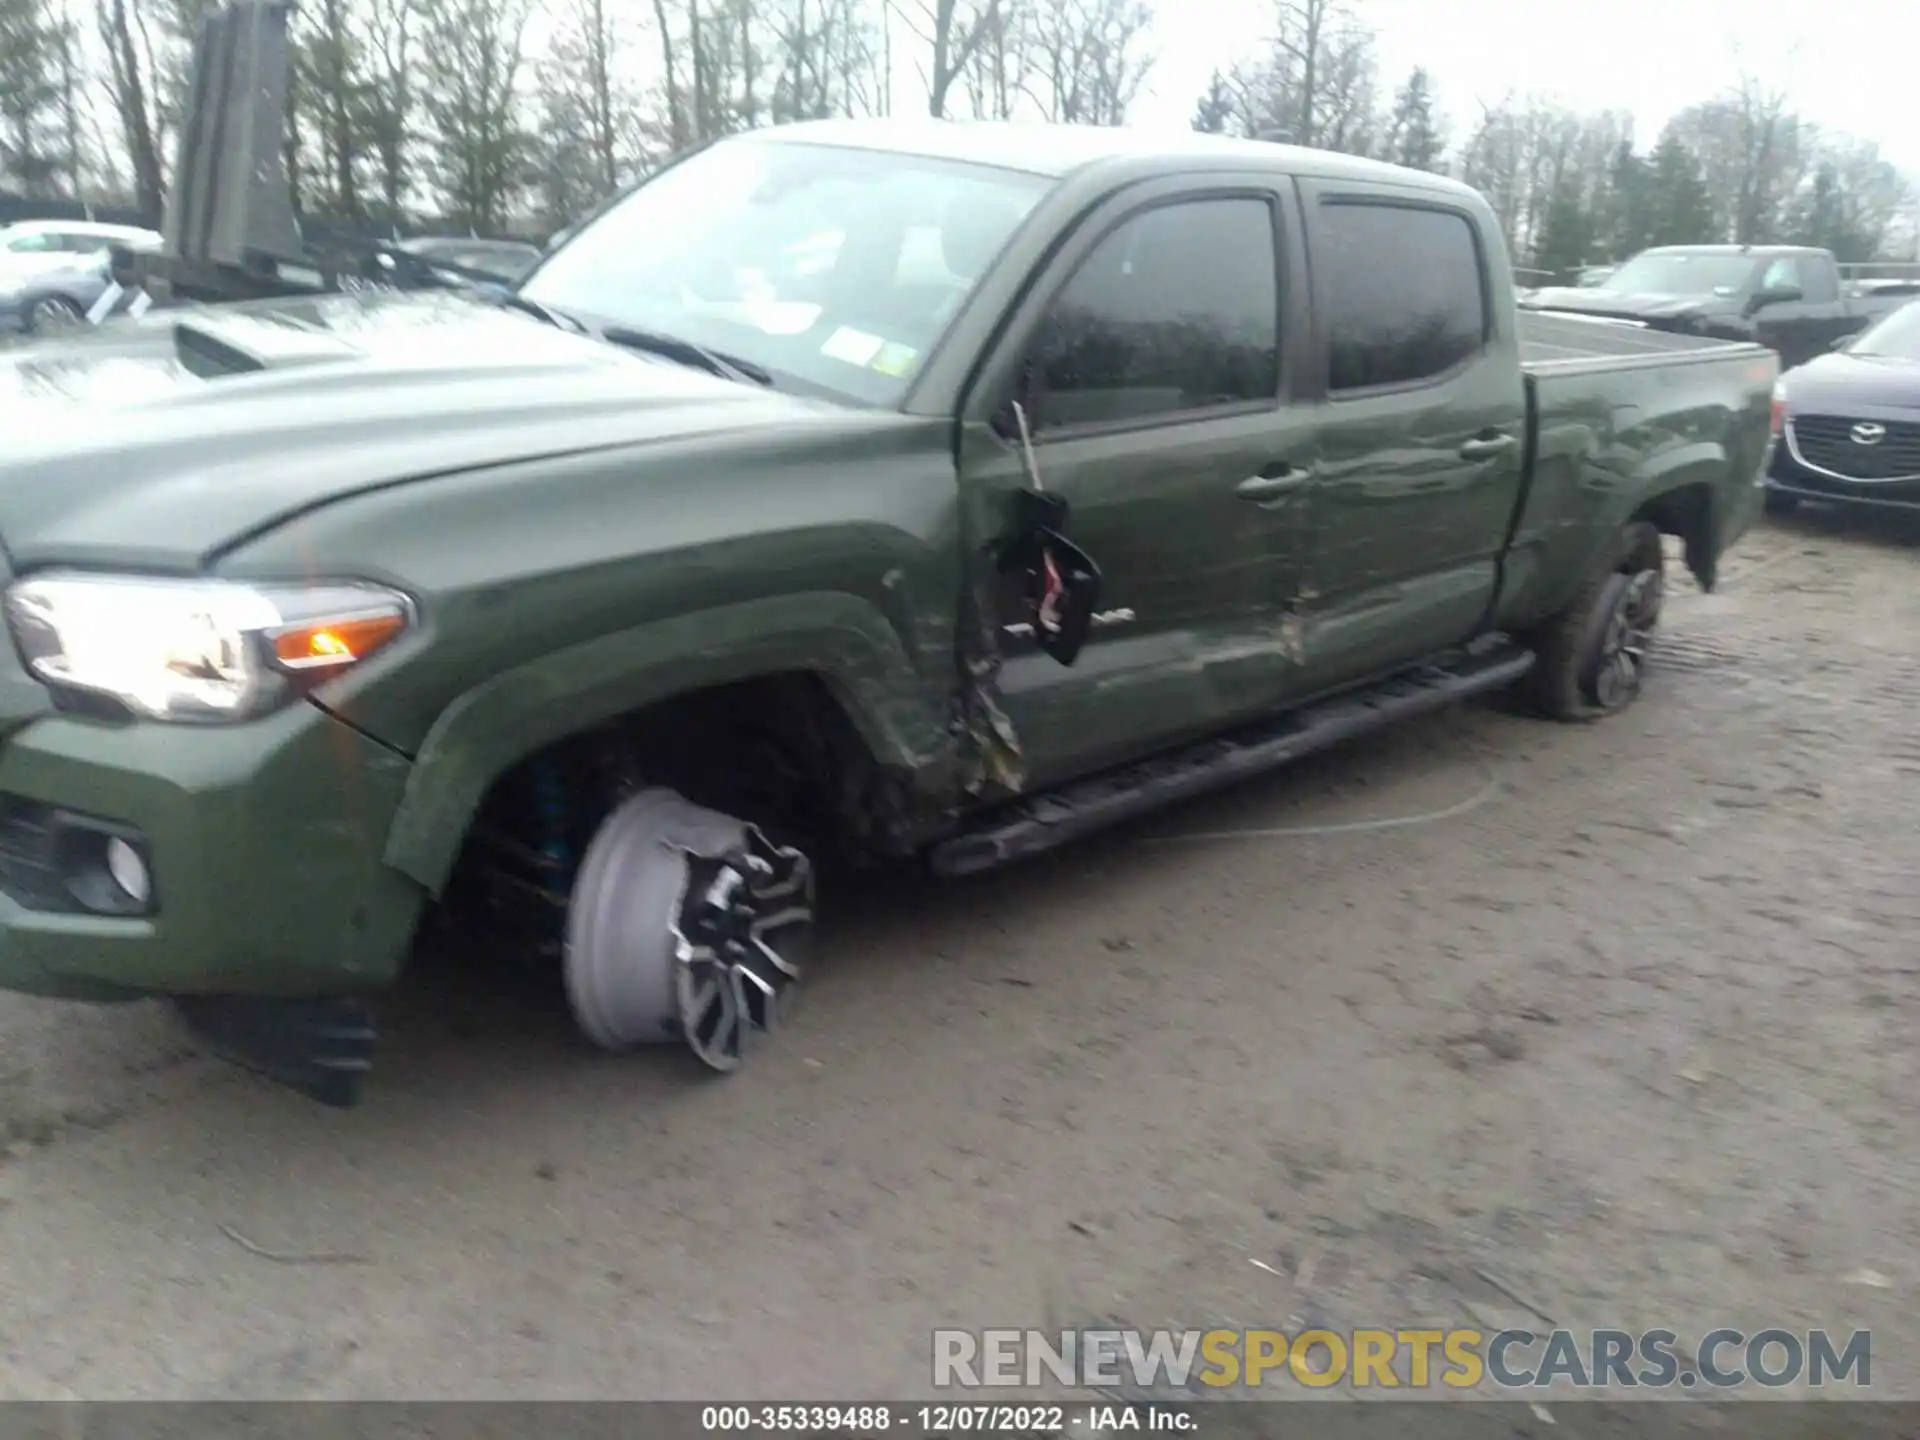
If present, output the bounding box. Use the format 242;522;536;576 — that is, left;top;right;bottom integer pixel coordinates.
26;294;85;333
1525;520;1665;721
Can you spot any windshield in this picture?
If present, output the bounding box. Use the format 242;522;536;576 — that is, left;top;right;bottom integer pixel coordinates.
1601;253;1758;297
1851;301;1920;360
520;137;1053;405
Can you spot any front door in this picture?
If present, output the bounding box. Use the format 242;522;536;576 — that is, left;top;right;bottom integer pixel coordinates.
1753;253;1849;368
1289;181;1529;693
957;178;1315;789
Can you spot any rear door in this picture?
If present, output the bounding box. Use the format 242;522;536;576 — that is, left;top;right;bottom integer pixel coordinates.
1290;181;1528;692
957;173;1316;787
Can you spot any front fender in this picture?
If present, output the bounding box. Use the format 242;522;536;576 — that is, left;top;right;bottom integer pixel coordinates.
382;592;950;894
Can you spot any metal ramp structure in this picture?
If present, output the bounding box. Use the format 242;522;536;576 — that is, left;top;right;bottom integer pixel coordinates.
107;0;502;313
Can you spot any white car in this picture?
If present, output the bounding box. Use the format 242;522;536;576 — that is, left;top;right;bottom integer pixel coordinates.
0;220;164;280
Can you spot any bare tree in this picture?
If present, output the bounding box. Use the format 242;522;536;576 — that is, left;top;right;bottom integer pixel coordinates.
416;0;533;232
895;0;1004;119
533;0;642;223
291;0;370;218
1308;14;1372;154
1665;75;1810;244
958;0;1026;118
646;0;763;145
1787;137;1914;261
1199;0;1373;150
0;0;73;193
1268;0;1340;147
769;0;886;121
95;0;168;212
651;0;688;148
561;0;629;186
1023;0;1150;125
362;0;416;224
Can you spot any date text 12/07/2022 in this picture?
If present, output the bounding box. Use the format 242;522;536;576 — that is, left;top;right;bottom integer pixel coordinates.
699;1403;1195;1433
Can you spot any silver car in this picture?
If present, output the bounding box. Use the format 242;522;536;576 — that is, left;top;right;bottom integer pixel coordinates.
0;221;164;334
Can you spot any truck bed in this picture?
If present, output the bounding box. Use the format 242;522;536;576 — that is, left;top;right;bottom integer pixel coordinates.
1493;312;1778;633
1518;310;1759;369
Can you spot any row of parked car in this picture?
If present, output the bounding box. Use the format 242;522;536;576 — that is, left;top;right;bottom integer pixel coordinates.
0;218;544;337
1512;245;1920;520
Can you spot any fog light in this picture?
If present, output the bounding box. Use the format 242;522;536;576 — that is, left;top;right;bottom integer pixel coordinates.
105;836;150;906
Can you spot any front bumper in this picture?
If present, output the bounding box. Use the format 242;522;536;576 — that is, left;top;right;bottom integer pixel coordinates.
1767;434;1920;512
0;697;425;1003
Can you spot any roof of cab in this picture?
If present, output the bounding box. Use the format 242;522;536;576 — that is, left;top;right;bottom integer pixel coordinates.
1639;244;1827;258
752;117;1480;199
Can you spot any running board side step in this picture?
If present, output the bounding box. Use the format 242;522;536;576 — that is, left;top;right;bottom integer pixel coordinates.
930;641;1535;878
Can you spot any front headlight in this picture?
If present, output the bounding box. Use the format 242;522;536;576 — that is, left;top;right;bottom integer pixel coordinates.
4;573;413;722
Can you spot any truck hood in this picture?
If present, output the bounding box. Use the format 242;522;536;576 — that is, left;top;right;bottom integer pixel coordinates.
0;290;845;569
1781;351;1920;416
1520;288;1735;324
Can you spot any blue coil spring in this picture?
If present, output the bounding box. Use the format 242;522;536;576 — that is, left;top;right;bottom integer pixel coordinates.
530;758;573;874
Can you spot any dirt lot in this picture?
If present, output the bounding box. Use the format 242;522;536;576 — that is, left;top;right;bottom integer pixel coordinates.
0;509;1916;1408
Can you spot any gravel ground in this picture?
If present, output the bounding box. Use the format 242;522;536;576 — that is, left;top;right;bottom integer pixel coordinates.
0;510;1916;1415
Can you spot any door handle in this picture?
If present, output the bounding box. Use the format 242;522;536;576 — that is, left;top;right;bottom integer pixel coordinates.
1458;433;1518;461
1236;465;1310;501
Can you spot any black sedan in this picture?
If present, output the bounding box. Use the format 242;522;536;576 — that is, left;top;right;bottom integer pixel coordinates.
1766;301;1920;516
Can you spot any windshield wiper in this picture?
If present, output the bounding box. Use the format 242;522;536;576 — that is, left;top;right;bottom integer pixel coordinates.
494;293;773;387
496;292;590;334
600;324;775;387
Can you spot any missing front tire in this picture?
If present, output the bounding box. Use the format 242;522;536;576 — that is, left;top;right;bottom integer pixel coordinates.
562;787;815;1073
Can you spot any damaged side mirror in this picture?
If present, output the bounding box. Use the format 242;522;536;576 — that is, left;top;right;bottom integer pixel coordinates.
998;401;1102;667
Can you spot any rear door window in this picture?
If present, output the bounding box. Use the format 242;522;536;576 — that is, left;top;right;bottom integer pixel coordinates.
1316;201;1489;392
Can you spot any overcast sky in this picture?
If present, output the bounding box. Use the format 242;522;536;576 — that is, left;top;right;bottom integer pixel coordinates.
1035;0;1920;177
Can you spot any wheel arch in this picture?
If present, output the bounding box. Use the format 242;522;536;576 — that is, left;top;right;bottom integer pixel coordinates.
1630;475;1717;590
1552;456;1722;615
381;593;954;895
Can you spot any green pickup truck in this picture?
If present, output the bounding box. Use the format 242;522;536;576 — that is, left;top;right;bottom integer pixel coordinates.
0;121;1776;1104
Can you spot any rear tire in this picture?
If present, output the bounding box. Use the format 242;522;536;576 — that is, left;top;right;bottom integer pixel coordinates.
26;294;85;333
1524;521;1664;722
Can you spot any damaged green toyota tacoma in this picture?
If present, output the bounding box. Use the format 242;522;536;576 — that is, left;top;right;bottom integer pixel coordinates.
0;121;1777;1105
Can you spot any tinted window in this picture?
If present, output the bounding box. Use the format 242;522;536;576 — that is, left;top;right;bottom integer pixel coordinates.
1026;198;1279;431
1320;202;1486;391
1795;256;1838;304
